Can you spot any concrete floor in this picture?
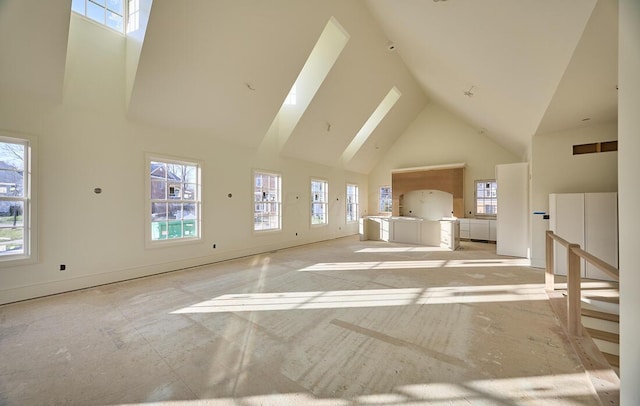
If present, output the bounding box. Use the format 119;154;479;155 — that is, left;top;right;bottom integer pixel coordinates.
0;236;614;405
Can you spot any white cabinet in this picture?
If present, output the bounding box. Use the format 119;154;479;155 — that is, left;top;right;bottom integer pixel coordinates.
549;193;618;280
459;218;470;239
469;219;489;240
440;220;460;250
459;218;495;242
584;193;618;280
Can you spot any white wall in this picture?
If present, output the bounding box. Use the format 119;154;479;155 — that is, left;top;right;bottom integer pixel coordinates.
368;103;520;216
529;121;617;267
402;189;453;221
0;16;366;305
496;162;529;258
619;0;640;402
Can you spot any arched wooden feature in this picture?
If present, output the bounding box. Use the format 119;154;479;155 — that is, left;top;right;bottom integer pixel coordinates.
392;165;465;218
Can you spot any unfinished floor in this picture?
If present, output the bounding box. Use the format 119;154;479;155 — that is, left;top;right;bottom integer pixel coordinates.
0;236;617;405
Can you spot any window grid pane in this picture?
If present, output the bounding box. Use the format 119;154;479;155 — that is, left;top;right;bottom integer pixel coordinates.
346;184;358;222
311;180;328;225
475;180;498;216
0;139;28;258
379;186;392;213
72;0;126;33
254;172;282;231
149;159;201;242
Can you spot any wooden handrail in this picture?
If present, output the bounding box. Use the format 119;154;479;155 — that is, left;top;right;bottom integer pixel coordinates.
546;230;572;248
571;246;620;281
545;230;619;337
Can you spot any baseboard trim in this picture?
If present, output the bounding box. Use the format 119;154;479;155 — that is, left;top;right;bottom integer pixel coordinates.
0;233;355;305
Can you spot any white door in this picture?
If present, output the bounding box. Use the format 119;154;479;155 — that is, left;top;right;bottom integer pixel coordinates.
496;163;528;257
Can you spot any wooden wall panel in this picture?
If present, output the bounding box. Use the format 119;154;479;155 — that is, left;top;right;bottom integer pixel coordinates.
392;167;465;218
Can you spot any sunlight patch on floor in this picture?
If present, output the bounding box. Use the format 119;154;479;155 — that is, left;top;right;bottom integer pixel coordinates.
299;257;530;272
171;283;548;314
114;372;611;405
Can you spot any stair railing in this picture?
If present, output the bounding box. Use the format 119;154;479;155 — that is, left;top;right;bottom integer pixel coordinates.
545;230;620;337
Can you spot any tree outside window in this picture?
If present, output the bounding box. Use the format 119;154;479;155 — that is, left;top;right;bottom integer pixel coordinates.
0;138;30;259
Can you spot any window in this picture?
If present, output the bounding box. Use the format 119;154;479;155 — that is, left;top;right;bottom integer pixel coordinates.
254;171;282;231
72;0;126;32
311;179;328;225
148;156;201;243
346;184;359;223
0;136;33;262
379;186;392;213
475;180;497;216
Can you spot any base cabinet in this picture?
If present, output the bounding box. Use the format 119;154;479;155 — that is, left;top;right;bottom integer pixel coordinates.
459;218;495;242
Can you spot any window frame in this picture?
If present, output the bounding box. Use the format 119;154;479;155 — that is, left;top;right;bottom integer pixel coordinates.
379;186;392;214
71;0;129;34
253;170;282;233
0;133;37;266
310;178;329;227
346;183;359;223
145;154;202;248
474;179;498;218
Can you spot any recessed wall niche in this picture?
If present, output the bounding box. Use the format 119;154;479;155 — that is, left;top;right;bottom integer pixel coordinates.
391;163;465;218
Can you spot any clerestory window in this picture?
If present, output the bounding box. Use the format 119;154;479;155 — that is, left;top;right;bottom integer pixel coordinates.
72;0;126;33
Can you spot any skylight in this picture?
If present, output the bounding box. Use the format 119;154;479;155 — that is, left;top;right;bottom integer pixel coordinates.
271;17;350;149
72;0;126;33
342;86;401;163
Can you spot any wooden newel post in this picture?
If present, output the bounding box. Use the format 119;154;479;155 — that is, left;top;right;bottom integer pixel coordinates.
567;244;582;337
545;231;555;292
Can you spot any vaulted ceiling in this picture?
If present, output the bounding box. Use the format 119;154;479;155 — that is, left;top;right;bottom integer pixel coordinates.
0;0;618;172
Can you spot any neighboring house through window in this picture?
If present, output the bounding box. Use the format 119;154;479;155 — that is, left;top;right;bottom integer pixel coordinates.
147;156;201;244
311;179;328;225
346;184;359;222
0;135;34;263
254;171;282;231
379;186;392;213
475;179;497;216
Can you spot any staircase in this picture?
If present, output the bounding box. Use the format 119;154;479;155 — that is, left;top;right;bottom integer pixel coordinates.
581;282;620;370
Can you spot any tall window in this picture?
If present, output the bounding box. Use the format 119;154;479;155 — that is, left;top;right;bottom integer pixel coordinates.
475;180;497;216
148;157;201;243
72;0;126;32
379;186;392;213
346;184;359;223
254;171;282;231
311;179;328;225
0;137;32;261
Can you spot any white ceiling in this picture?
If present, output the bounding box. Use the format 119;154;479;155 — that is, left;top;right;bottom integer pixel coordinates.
0;0;618;171
365;0;618;155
